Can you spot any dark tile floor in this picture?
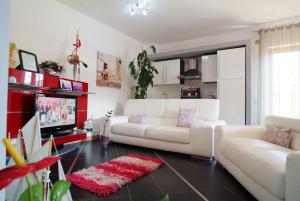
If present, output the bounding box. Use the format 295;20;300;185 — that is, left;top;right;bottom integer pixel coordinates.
51;140;257;201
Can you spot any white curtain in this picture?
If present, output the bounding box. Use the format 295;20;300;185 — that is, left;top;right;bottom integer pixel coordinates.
260;24;300;123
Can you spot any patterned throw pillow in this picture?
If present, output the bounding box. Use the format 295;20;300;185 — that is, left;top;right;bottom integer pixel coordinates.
177;108;199;128
264;126;292;148
128;115;145;124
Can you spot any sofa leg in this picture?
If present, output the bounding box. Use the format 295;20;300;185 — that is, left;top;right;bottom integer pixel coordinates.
216;161;224;168
191;155;214;161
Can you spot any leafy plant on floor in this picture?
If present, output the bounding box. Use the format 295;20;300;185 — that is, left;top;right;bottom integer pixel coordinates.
128;45;158;99
1;138;71;201
161;194;169;201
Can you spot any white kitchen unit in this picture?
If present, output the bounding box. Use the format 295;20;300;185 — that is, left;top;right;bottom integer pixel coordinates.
218;79;245;125
153;59;180;85
218;47;246;80
201;54;217;82
153;61;164;85
217;47;246;125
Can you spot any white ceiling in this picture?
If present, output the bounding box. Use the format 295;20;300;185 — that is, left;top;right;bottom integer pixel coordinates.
58;0;300;44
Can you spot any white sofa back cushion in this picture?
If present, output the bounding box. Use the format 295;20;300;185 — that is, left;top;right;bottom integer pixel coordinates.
124;99;165;117
124;99;219;122
265;116;300;151
164;99;219;121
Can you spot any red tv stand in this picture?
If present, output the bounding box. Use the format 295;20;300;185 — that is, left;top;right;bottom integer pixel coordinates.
7;68;91;145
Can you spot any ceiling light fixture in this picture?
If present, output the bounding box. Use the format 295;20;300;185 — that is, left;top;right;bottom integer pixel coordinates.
130;0;149;16
130;8;135;16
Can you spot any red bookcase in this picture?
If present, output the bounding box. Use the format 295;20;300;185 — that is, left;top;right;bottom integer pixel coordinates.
7;68;88;144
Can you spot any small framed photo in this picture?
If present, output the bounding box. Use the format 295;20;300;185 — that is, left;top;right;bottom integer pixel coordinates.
60;79;72;91
18;50;39;73
72;81;83;92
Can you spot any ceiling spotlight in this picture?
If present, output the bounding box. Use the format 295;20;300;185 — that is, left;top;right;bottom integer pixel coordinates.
142;9;147;15
130;9;135;16
137;3;143;9
129;0;149;16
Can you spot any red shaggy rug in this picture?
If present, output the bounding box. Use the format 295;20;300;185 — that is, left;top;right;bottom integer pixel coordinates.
66;154;164;197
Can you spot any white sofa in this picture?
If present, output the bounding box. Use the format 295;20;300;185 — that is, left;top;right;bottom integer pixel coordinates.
107;99;225;157
215;116;300;201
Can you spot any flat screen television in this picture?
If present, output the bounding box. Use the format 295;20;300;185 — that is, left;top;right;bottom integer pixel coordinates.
36;94;77;138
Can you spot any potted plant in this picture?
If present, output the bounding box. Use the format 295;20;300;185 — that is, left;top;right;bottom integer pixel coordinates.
39;60;65;76
1;138;71;201
128;45;158;99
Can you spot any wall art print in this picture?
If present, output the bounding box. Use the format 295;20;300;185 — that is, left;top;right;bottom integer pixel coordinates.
96;51;121;89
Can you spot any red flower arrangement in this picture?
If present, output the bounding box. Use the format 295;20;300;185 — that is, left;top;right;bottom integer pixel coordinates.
0;157;60;190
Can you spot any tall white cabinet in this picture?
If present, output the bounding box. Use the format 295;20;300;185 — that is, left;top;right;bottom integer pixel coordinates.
217;47;246;125
153;59;180;85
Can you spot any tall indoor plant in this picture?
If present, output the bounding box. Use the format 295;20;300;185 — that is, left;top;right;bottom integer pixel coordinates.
128;45;158;99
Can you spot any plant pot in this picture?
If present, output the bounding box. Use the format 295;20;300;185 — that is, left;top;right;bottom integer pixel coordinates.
40;67;61;77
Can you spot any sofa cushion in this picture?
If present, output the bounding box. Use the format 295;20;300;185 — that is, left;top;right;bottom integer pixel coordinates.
124;99;165;118
220;137;280;165
264;126;292;148
177;108;199;127
291;132;300;151
264;116;300;150
164;99;219;121
128;115;145;124
239;146;294;199
143;117;177;127
111;123;149;138
145;126;190;144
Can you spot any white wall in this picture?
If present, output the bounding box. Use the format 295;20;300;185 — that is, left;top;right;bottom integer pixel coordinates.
10;0;141;118
157;29;252;53
0;0;10;199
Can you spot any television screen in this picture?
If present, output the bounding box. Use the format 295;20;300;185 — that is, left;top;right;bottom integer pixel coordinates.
36;94;76;129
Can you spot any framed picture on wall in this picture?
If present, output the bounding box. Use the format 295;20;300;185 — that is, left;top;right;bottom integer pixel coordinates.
72;81;83;92
18;50;39;73
96;51;122;89
60;79;72;91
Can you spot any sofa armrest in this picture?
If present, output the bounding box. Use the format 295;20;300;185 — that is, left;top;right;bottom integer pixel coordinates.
91;117;105;133
202;120;226;128
107;115;128;134
214;125;266;160
189;121;215;157
286;152;300;201
109;115;128;125
215;125;266;139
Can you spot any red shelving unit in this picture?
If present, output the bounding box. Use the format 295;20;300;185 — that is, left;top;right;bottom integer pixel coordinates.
7;68;90;144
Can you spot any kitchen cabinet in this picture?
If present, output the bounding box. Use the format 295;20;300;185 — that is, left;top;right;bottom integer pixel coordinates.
153;61;164;85
217;47;245;79
201;54;217;82
218;79;245;125
165;59;180;84
153;59;180;85
217;47;246;125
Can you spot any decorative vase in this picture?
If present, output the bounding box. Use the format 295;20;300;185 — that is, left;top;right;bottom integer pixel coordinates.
73;65;78;80
100;135;110;150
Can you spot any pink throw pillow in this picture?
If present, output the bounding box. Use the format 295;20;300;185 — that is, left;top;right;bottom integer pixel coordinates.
128;115;145;124
264;126;292;148
177;108;199;128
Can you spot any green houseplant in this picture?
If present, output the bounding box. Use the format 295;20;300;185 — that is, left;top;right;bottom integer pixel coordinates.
128;45;158;99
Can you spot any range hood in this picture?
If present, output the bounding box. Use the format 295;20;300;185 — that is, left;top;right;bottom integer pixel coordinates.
178;58;201;80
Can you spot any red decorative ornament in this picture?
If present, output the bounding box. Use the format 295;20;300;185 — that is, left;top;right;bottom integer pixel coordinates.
67;31;88;80
0;157;60;190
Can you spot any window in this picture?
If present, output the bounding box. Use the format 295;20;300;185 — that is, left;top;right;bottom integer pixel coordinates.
260;24;300;122
270;51;300;117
